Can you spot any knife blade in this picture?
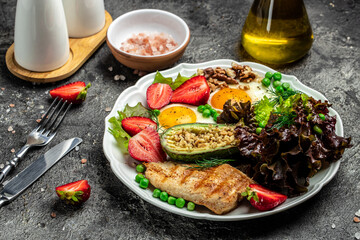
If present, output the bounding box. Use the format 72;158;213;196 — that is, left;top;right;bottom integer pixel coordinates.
0;137;82;207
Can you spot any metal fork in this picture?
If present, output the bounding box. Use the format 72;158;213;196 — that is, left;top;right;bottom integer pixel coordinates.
0;97;72;185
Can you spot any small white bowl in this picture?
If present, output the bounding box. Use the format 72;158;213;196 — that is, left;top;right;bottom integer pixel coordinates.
106;9;190;72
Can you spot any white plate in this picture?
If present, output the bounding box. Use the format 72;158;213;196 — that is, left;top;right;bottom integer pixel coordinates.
103;59;344;221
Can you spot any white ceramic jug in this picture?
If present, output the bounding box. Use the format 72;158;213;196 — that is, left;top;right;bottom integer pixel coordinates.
62;0;105;38
14;0;69;72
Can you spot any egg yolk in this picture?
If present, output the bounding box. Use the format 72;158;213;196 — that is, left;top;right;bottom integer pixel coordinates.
210;88;251;110
158;106;197;128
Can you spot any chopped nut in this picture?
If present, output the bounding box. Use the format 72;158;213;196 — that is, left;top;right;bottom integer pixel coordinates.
9;104;15;108
225;68;237;78
212;73;238;84
238;85;250;91
81;158;87;164
354;217;360;223
50;212;56;218
214;67;226;75
203;67;215;79
197;68;204;76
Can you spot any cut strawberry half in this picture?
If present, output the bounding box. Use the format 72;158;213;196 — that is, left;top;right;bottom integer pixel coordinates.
242;184;287;211
122;116;157;136
146;83;173;109
50;81;91;104
171;76;210;106
56;180;91;205
128;127;166;162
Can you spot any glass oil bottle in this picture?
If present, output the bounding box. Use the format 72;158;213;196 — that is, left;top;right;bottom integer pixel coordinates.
241;0;314;64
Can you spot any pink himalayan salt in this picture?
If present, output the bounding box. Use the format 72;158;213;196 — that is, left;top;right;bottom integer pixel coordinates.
120;32;178;56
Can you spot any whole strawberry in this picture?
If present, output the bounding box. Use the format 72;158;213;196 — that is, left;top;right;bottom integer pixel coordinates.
56;180;91;205
50;81;91;104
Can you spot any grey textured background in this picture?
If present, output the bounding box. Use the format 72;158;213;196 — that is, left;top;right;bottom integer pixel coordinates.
0;0;359;239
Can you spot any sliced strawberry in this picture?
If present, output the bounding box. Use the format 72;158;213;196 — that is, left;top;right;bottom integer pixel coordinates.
122;116;157;136
146;83;173;109
171;76;210;106
56;180;91;205
128;127;166;162
50;81;91;104
242;184;287;211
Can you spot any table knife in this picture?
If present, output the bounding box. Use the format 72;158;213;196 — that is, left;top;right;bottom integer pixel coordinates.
0;137;82;208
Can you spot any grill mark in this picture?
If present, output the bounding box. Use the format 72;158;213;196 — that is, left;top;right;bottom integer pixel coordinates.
161;164;179;183
180;168;195;184
193;167;216;190
208;170;235;197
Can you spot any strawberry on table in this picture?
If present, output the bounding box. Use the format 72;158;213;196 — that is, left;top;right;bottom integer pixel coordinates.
122;116;157;136
128;127;166;162
171;76;210;106
146;83;173;109
56;180;91;205
50;81;91;104
241;184;287;211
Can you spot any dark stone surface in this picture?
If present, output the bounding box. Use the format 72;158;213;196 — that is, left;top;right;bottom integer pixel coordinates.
0;0;359;239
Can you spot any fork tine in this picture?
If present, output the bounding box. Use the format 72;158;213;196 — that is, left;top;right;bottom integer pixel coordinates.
48;101;72;134
37;97;59;126
38;98;62;130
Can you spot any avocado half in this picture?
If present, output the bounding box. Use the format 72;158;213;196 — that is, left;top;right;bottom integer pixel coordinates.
160;123;239;162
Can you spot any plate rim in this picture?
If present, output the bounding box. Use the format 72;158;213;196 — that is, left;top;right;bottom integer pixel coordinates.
103;59;343;221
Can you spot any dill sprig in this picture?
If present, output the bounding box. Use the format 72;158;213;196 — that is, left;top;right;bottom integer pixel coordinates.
187;158;236;170
268;88;301;105
270;111;296;130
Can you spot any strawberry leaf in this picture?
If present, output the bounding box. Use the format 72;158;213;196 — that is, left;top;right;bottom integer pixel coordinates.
153;71;195;90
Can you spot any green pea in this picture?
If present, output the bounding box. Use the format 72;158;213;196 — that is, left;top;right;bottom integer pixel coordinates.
273;80;281;88
197;105;205;113
258;121;267;128
276;86;284;94
313;125;323;135
282;82;290;90
153;109;161;116
175;198;186;208
187;202;196;211
256;127;262;135
262;77;271;87
136;164;145;173
265;71;273;79
273;72;282;81
205;104;212;109
139;178;149;189
167;196;176;205
210;109;217;117
135;173;145;183
319;113;325;120
153;189;161;198
159;191;169;201
202;109;211;118
213;113;219;122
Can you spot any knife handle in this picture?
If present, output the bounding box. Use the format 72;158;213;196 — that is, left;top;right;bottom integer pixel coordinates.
0;145;30;185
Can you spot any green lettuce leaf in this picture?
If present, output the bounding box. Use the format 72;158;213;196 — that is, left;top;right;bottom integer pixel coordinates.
108;102;153;153
254;96;276;124
153;71;195;90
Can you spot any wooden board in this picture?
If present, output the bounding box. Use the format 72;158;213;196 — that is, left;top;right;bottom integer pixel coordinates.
5;11;113;83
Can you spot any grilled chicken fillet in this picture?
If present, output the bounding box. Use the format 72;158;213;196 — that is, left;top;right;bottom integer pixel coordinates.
144;162;254;215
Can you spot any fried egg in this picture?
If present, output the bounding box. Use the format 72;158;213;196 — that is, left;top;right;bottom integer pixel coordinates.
158;103;215;129
209;80;269;110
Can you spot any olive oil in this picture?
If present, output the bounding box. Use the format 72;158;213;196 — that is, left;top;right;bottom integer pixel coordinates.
241;0;313;64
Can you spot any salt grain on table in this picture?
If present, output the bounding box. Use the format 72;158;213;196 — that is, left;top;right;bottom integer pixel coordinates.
0;164;4;169
119;75;126;81
108;66;113;71
331;223;336;229
9;104;15;108
8;126;13;132
50;212;56;218
354;217;360;223
114;75;120;81
355;232;360;240
105;107;112;112
355;209;360;217
10;148;15;153
81;158;87;164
